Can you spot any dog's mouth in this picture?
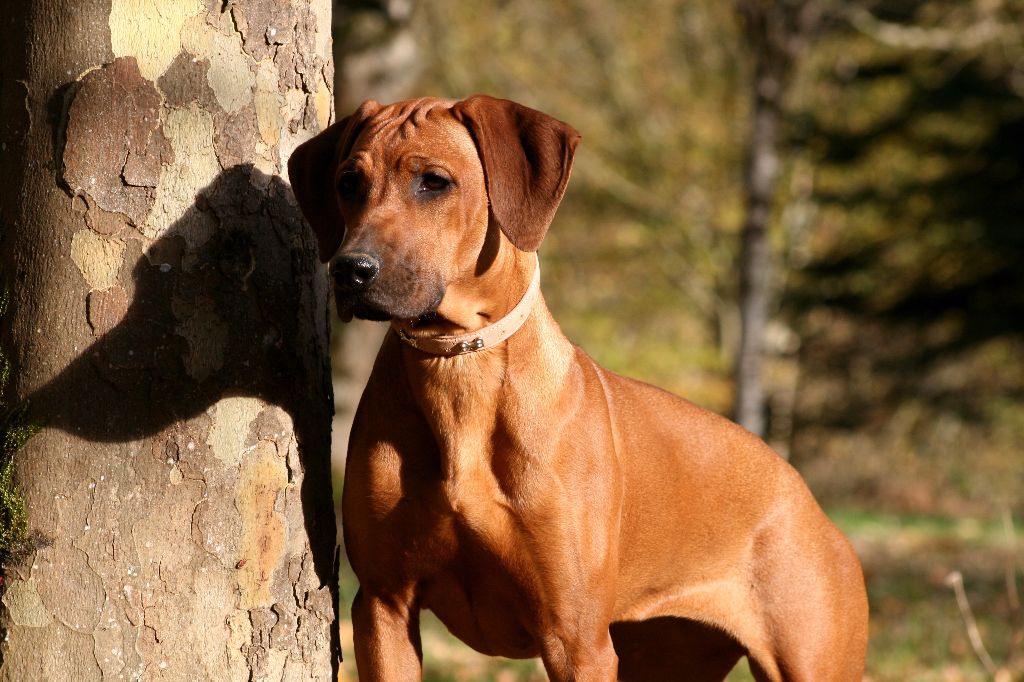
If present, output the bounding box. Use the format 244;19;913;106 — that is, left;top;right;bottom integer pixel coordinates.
335;288;445;325
346;303;391;322
335;294;391;322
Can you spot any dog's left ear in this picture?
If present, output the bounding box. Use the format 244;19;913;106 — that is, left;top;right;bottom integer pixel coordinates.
288;100;381;262
453;95;581;252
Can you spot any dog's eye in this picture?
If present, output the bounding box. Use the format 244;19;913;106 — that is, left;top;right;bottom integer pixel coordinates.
418;172;451;194
337;172;361;198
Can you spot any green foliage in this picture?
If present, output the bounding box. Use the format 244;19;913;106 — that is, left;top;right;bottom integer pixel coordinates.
782;0;1024;512
0;284;39;568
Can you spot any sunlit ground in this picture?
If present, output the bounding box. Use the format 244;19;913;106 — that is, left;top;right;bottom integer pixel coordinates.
335;506;1023;681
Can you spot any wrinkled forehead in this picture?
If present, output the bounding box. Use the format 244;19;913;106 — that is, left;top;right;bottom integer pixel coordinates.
347;98;478;167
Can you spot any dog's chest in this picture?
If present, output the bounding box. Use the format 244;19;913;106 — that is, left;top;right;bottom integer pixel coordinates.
414;440;534;554
419;541;543;659
355;448;544;658
413;470;547;658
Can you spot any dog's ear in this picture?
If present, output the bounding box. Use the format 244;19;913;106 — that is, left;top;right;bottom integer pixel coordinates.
453;95;581;252
287;100;380;262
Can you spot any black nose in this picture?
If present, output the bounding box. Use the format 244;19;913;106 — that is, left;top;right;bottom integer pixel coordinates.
330;252;381;291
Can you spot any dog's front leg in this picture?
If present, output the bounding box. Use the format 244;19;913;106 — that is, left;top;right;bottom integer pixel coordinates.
539;619;619;682
351;588;422;681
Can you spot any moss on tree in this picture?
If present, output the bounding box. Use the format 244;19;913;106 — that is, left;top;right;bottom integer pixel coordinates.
0;284;38;569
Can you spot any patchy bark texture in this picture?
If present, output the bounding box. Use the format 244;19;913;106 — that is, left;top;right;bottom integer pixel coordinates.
0;0;338;679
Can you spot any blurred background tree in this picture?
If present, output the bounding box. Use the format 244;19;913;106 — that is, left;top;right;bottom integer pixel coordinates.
329;0;417;464
331;0;1024;678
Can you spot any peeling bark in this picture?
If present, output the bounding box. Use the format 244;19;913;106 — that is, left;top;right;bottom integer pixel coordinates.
62;58;166;227
0;1;338;679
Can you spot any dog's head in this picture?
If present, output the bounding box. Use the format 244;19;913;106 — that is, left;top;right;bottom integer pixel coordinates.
287;95;580;323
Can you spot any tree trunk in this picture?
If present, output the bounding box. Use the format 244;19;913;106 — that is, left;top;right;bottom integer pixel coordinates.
733;0;817;439
332;0;419;112
0;1;339;679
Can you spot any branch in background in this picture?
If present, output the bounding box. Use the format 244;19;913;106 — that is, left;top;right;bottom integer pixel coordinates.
844;5;1017;52
944;570;999;677
844;4;1024;101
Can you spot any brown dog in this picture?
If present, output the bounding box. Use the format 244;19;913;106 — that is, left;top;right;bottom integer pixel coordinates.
288;96;868;681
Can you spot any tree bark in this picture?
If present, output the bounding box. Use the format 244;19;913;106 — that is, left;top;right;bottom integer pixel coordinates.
0;1;339;679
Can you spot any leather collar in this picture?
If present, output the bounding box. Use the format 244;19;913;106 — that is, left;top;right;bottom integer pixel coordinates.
391;258;540;357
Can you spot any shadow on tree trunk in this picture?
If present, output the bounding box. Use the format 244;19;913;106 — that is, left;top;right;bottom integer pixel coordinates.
24;163;340;666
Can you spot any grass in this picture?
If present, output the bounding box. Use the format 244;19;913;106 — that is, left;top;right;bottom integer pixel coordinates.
334;506;1024;680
